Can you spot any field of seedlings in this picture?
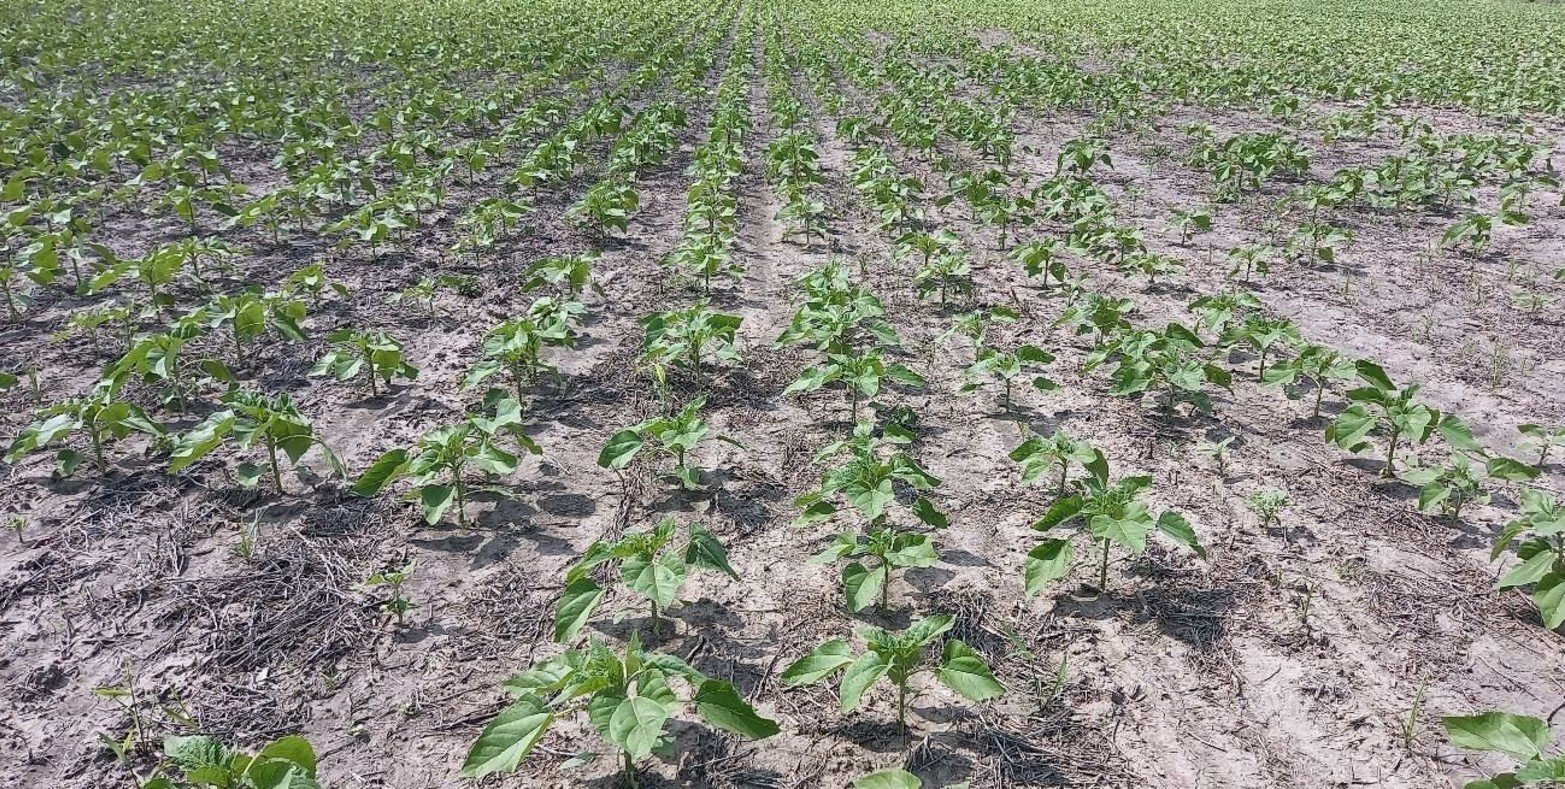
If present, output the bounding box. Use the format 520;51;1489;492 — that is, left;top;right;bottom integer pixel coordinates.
5;0;1565;786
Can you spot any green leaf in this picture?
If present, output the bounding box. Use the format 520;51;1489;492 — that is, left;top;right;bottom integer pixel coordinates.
793;499;838;526
1034;495;1084;531
838;651;889;712
1155;511;1206;559
1535;571;1565;630
1515;756;1565;782
598;429;643;469
693;680;779;739
353;449;410;496
936;639;1005;702
685;524;739;579
169;411;235;473
254;735;317;775
607;695;673;760
781;640;855;685
854;769;922;789
56;448;84;478
843;562;888;613
420;484;455;525
1497;550;1556;590
1024;539;1073;596
1438;414;1483;453
164;735;228;772
553;577;604;642
1354;359;1395;391
1326;407;1376;451
623;551;685;609
460;696;555;778
235;461;265;488
1486;456;1540;482
905;613;955;645
910;496;947;528
1443;712;1550;761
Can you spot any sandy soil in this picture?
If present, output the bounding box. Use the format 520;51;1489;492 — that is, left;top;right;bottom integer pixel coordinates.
2;21;1563;789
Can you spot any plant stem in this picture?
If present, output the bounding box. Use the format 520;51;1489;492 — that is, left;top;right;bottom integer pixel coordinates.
880;559;890;610
1098;538;1111;592
90;427;107;473
897;680;907;732
267;438;284;493
1383;427;1401;477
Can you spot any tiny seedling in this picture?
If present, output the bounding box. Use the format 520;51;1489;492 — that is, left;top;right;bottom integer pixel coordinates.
365;559;418;626
1194;436;1235;477
1518;424;1565;467
1245;488;1291;541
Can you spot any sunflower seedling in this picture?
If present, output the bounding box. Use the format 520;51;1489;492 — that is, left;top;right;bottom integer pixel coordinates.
781;614;1003;730
598;397;732;490
365;559;418;626
6;383;164;476
1026;464;1204;595
1491;489;1565;630
170;389;343;492
139;734;321;789
310;329;418;396
553;517;738;640
1009;430;1106;493
354;398;539;526
1245;488;1291;541
461;635;777;784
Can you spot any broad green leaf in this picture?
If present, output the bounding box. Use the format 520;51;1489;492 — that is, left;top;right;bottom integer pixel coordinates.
1535;571;1565;630
421;484;455;525
936;640;1005;702
607;695;673;760
854;769;922;789
1487;456;1540;482
1497;550;1556;590
781;639;854;685
905;614;954;645
838;651;889;712
910;497;947;528
693;680;779;739
1442;712;1550;761
685;524;739;579
460;696;554;778
353;450;410;496
1024;539;1073;596
843;562;888;612
598;429;643;469
553;577;604;642
1155;511;1206;559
